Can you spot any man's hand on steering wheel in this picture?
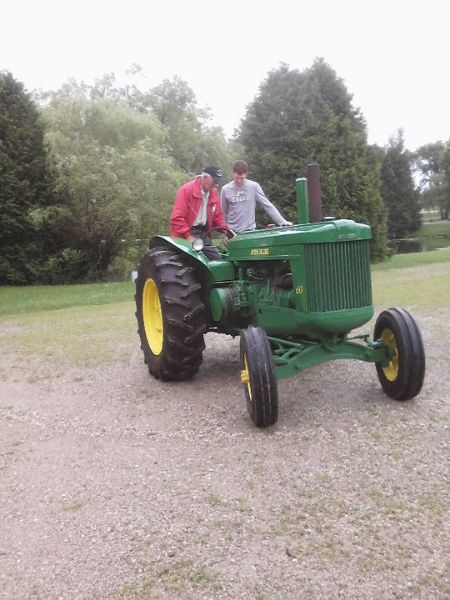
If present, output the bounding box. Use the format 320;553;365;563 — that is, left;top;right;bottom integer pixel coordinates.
207;227;236;245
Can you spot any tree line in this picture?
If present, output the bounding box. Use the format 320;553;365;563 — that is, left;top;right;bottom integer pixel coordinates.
1;60;449;285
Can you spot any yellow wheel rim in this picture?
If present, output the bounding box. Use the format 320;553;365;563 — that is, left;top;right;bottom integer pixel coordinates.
381;328;398;381
142;278;163;355
241;354;252;401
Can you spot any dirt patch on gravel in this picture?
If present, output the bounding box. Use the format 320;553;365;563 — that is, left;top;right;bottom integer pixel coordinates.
1;304;449;599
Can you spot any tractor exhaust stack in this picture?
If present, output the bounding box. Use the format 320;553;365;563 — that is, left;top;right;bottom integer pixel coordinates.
306;162;322;223
296;163;323;224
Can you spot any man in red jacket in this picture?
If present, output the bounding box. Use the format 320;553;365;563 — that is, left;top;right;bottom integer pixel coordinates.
170;165;228;260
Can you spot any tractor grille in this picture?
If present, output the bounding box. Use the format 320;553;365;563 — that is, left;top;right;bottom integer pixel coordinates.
304;240;372;312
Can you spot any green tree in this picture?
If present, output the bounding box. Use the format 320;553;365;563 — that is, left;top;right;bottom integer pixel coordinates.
38;73;234;281
41;84;185;281
148;76;232;176
440;143;450;219
238;59;387;259
414;141;449;219
0;71;58;284
381;130;422;238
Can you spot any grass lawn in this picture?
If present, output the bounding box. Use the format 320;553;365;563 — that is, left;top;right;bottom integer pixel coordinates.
418;219;450;238
0;281;134;317
0;247;448;368
0;248;448;317
372;247;450;271
0;282;136;368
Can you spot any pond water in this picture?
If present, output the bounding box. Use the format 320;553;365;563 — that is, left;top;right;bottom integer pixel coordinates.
389;235;450;254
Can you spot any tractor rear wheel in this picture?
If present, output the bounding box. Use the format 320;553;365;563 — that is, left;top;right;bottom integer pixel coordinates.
240;326;278;427
374;308;425;400
135;247;207;380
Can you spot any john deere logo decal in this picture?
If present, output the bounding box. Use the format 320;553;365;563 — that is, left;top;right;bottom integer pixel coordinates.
250;248;270;256
296;285;304;294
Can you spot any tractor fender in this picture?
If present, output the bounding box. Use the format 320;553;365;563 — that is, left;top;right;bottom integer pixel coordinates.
149;235;213;279
149;235;236;285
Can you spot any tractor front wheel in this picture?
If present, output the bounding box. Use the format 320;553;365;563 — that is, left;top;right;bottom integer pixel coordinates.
374;308;425;400
240;326;278;427
135;247;207;380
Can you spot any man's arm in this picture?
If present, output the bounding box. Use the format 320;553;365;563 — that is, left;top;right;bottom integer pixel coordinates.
212;193;228;230
255;182;291;226
170;186;192;238
220;186;229;222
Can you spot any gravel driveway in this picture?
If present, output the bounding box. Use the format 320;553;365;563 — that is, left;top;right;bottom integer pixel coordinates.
1;299;449;599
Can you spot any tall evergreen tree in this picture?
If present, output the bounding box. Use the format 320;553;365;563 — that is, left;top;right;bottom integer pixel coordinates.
238;59;388;259
381;131;422;238
0;71;57;284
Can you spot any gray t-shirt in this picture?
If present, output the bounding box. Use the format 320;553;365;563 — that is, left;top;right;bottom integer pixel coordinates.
220;179;289;232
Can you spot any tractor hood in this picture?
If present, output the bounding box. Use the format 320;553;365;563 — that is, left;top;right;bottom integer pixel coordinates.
227;219;371;261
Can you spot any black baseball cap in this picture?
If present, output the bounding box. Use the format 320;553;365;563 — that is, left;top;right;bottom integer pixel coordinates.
202;165;223;182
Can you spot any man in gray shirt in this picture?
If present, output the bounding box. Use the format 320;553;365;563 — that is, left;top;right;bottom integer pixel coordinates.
220;160;292;232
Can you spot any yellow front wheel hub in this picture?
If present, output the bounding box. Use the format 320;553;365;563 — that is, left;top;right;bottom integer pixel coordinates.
381;328;399;381
241;355;252;401
143;278;163;355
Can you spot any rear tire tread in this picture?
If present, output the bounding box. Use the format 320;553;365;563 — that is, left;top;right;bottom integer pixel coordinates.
135;247;207;381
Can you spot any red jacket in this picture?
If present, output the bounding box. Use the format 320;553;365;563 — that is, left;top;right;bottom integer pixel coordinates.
170;176;227;238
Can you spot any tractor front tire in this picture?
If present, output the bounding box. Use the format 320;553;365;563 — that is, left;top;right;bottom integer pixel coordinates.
374;308;425;400
240;326;278;427
135;247;207;381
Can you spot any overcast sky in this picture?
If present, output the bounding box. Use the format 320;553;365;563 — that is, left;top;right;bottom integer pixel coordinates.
2;0;449;151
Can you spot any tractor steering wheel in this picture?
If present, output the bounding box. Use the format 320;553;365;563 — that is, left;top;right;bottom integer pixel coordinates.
207;227;236;240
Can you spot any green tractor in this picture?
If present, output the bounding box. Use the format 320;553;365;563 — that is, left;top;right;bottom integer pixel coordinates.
135;165;425;427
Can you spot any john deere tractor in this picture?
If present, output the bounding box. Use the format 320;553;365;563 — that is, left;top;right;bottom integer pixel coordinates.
135;164;425;427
